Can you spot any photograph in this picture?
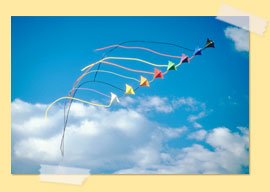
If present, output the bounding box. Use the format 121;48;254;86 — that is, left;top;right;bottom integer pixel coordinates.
11;16;249;174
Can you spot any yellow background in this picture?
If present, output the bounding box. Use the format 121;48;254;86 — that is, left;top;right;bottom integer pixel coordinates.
0;0;269;191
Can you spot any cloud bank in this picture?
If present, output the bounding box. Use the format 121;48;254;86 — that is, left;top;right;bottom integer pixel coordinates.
12;97;249;174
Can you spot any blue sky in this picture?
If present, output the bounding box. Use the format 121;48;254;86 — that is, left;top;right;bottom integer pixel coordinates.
11;16;249;174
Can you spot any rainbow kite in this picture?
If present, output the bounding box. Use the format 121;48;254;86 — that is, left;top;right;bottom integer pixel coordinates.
45;38;215;156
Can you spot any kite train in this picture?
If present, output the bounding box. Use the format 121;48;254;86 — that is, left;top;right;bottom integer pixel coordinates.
45;38;215;156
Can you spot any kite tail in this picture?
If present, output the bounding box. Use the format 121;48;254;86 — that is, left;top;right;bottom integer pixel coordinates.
96;44;182;59
45;96;111;119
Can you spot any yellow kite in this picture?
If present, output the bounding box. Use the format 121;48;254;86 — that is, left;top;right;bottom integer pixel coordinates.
125;84;135;95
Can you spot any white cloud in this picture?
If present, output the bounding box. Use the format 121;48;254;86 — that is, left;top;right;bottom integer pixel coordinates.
192;122;203;128
12;99;63;138
206;127;249;156
188;111;206;122
117;127;249;174
136;96;173;113
161;126;187;139
14;134;62;162
187;111;207;128
120;96;206;115
188;130;207;141
12;98;249;174
121;96;208;129
172;97;204;111
224;26;249;52
12;99;185;171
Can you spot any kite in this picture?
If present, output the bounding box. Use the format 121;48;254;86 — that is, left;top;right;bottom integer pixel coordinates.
153;68;164;79
125;84;135;95
140;76;150;87
45;39;215;156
